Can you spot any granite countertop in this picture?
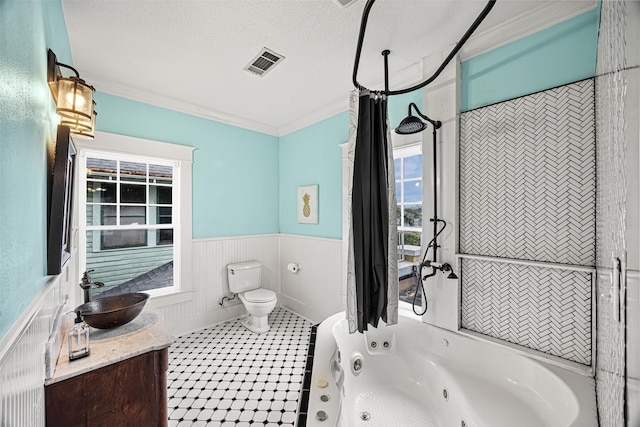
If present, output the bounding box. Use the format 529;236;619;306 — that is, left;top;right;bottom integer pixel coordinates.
45;307;173;385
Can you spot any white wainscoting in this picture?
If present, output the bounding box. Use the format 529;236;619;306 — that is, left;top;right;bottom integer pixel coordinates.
0;255;77;427
145;234;344;334
278;234;344;324
0;233;344;426
153;234;281;337
628;270;640;426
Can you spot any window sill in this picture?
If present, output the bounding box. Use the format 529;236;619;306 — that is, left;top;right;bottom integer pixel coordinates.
147;289;194;308
398;302;423;320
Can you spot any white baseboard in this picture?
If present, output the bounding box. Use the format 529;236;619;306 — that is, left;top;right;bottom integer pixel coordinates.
278;294;333;325
161;304;245;337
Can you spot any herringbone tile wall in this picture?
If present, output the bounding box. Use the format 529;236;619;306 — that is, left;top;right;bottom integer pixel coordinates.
460;258;592;365
459;79;596;265
459;79;596;365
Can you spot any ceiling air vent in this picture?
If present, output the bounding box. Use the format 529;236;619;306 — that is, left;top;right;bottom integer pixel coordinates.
333;0;359;8
244;47;285;77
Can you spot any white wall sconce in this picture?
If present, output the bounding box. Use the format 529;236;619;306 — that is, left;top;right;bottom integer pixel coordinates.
47;49;97;139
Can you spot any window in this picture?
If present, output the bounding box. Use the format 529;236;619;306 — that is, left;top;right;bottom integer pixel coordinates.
76;132;194;305
395;144;423;255
86;158;174;251
394;143;423;306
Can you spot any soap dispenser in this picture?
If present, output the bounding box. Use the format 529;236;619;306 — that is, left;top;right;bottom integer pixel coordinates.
68;311;90;361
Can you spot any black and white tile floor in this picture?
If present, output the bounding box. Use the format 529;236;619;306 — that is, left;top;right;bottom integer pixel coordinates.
168;306;312;426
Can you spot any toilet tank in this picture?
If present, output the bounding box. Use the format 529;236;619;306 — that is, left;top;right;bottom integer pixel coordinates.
227;261;262;293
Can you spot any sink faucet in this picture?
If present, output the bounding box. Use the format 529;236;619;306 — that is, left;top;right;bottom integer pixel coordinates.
79;270;104;303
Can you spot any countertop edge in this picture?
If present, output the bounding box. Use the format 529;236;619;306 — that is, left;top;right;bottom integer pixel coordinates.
45;307;173;386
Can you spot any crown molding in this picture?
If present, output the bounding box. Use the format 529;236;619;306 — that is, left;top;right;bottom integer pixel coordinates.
278;1;599;135
86;73;280;136
85;1;597;138
276;96;348;137
459;0;598;61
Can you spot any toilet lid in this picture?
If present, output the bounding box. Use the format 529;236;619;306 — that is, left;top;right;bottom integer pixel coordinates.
244;289;276;303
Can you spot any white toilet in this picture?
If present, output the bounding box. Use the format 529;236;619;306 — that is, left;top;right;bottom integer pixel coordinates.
226;261;277;334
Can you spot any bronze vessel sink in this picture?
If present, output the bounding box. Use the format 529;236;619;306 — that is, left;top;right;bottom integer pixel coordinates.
76;293;149;329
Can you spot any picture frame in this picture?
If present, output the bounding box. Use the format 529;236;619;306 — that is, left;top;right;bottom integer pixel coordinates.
297;184;318;224
47;125;76;275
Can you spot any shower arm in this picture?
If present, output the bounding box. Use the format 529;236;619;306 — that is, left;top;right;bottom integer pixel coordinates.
352;0;496;96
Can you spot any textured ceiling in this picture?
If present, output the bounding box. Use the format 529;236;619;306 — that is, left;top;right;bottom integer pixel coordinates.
62;0;596;135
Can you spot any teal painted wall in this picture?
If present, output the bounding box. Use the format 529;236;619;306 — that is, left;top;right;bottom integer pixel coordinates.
461;7;600;111
278;91;421;238
0;1;599;339
94;92;280;238
279;112;347;238
0;0;71;338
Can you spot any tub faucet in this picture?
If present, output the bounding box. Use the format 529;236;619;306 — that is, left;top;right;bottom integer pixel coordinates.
421;261;458;280
79;270;104;303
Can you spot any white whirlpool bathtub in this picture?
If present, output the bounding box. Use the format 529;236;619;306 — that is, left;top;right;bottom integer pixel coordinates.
302;309;597;427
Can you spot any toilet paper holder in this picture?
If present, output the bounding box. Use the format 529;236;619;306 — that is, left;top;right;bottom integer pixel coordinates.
287;263;301;273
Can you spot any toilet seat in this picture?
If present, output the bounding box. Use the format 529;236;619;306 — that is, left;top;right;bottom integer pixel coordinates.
243;288;276;303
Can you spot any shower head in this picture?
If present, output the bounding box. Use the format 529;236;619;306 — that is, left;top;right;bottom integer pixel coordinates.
395;103;441;135
395;115;428;135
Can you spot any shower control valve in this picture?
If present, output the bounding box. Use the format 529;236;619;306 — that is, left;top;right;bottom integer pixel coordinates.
420;261;459;280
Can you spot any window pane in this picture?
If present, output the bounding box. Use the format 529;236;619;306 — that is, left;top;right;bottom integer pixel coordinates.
404;179;422;203
87;158;116;180
399;274;422;306
395;182;402;203
100;229;147;249
149;206;172;225
100;205;117;226
121;183;146;204
404;204;422;227
87;205;117;226
155;228;174;245
150;186;172;205
87;181;116;203
404;154;422;179
158;207;172;224
404;231;421;246
394;158;401;178
121;161;147;182
149;164;173;185
120;206;146;225
86;231;173;299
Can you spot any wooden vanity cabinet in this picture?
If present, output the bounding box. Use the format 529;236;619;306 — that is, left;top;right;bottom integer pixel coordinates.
45;348;168;427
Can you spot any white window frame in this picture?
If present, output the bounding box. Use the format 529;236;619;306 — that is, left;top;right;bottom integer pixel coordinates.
74;132;194;307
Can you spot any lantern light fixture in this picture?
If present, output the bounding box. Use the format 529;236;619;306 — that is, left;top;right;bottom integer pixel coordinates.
47;49;97;139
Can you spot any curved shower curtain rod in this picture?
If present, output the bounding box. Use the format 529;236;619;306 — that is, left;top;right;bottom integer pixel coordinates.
352;0;496;95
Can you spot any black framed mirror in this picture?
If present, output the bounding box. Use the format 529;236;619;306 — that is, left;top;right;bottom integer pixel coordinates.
47;125;76;275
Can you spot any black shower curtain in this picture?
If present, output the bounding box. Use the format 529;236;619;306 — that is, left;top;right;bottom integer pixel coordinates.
351;92;392;332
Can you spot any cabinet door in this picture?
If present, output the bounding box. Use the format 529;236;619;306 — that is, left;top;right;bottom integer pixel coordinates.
46;348;168;427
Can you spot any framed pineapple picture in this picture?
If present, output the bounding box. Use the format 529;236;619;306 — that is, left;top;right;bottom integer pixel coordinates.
297;185;318;224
